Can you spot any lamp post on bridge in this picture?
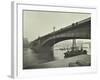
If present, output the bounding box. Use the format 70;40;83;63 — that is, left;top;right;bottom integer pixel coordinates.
38;35;41;46
53;26;56;51
53;26;56;44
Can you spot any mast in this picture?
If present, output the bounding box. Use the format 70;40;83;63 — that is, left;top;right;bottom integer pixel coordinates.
71;39;77;51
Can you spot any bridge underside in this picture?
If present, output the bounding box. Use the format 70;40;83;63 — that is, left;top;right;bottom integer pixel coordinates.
42;37;90;47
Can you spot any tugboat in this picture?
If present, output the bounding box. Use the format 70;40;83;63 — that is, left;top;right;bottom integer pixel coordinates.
64;39;87;58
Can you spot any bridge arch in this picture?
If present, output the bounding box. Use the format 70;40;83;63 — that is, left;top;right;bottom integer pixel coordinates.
30;17;91;62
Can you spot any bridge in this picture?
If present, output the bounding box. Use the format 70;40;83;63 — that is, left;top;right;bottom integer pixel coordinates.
30;17;91;63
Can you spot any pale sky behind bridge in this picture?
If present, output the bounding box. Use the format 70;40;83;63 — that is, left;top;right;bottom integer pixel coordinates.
23;10;90;42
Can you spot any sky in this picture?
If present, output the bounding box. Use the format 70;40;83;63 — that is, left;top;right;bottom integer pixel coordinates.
23;10;90;42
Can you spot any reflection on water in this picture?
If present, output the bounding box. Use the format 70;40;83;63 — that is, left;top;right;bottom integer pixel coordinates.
53;39;91;60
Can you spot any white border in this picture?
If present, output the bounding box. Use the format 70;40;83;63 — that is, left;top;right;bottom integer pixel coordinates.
11;2;97;78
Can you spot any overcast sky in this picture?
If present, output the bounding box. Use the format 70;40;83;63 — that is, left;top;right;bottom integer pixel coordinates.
23;10;90;42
